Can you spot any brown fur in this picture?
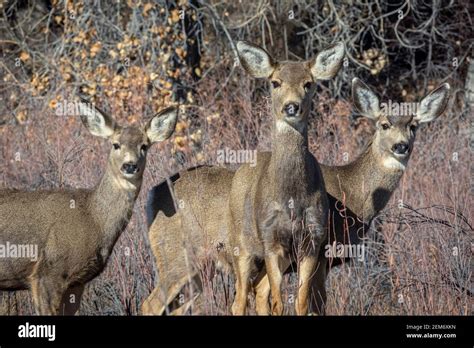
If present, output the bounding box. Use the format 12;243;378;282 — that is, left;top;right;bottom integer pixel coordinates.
229;41;343;315
143;41;344;315
142;166;235;315
253;79;451;314
0;104;177;315
145;79;449;316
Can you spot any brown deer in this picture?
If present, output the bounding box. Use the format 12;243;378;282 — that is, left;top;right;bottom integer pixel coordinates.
252;78;451;314
142;41;345;315
145;78;450;315
228;41;345;316
0;102;178;315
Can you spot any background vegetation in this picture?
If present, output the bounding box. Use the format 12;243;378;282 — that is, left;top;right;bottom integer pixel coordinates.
0;0;472;315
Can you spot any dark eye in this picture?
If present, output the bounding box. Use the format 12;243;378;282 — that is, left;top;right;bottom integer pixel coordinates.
381;123;390;130
410;124;417;132
271;80;281;88
304;82;312;92
141;144;148;152
113;143;120;150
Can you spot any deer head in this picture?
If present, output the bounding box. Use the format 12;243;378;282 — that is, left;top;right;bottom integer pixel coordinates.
79;102;178;186
236;41;345;134
352;78;450;170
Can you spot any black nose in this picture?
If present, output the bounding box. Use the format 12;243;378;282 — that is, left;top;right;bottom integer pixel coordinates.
121;163;139;174
284;103;299;117
392;142;410;155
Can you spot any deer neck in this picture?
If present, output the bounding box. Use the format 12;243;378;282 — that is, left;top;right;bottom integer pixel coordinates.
89;163;142;254
369;142;406;189
270;120;313;202
348;141;405;220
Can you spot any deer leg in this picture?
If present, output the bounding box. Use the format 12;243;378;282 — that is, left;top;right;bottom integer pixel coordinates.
167;272;203;315
253;257;291;315
0;292;16;315
142;270;199;315
231;252;252;315
254;272;270;315
265;252;285;315
169;291;201;315
187;291;204;315
295;253;318;315
60;284;85;315
141;286;166;315
31;277;49;315
30;276;65;315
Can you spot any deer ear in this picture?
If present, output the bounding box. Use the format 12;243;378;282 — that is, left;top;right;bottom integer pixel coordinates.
415;83;450;123
79;101;117;138
352;78;380;120
236;41;275;78
310;42;345;80
146;106;178;143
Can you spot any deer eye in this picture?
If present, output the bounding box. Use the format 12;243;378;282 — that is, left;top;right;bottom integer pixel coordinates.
304;82;312;92
381;123;390;130
113;143;121;150
410;124;418;132
140;144;148;152
271;80;281;89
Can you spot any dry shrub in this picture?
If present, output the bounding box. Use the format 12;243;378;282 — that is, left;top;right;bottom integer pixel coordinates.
0;0;471;315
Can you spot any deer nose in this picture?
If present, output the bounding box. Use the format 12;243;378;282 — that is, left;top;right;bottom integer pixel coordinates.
283;103;299;117
392;142;410;155
121;163;139;174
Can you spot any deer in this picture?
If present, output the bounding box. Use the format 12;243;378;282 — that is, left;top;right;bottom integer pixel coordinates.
228;41;346;316
252;78;451;315
142;40;345;315
0;102;178;315
145;77;450;316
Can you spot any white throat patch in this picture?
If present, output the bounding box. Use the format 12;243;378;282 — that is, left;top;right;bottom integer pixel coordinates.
383;156;406;171
276;120;297;134
112;174;138;192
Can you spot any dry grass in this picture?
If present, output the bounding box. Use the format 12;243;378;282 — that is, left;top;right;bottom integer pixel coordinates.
0;0;472;315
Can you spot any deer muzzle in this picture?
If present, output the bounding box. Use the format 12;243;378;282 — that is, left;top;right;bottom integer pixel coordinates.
121;163;139;175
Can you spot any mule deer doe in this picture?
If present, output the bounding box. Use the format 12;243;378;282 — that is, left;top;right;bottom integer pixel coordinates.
253;78;451;314
145;77;450;315
228;41;344;316
142;41;344;315
0;102;178;315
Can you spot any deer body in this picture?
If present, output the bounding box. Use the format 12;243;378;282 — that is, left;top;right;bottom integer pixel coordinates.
228;128;327;315
253;78;451;315
0;104;178;315
144;79;449;316
0;179;134;288
229;145;322;259
142;166;235;315
321;143;405;223
143;41;344;315
229;41;344;316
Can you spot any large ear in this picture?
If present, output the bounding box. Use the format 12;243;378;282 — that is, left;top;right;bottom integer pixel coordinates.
310;42;345;80
352;78;380;120
415;83;450;123
236;41;275;78
79;101;117;138
146;106;178;143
